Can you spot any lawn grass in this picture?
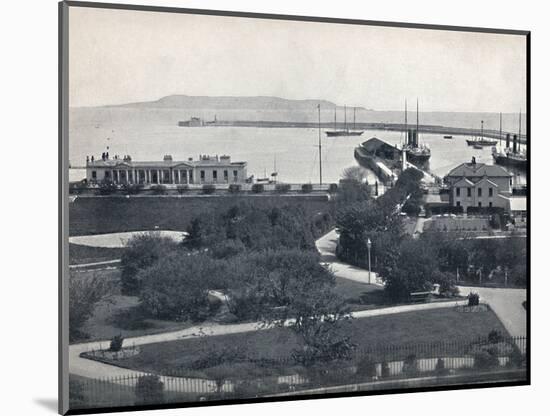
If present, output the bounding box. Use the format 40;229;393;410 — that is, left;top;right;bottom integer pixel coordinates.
69;195;332;236
98;307;509;379
69;243;124;265
72;269;195;343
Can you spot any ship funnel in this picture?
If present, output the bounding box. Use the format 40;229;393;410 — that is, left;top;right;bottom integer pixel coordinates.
513;135;517;153
506;133;511;149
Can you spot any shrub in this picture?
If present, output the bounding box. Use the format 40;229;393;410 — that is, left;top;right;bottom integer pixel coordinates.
177;184;189;194
507;348;525;369
135;375;164;405
402;354;419;376
228;184;242;193
202;184;216;194
467;292;480;306
435;358;448;376
123;183;143;195
302;183;313;193
356;355;377;379
251;183;264;193
381;361;390;378
69;181;87;195
151;184;167;195
488;329;504;344
109;334;124;352
98;180;117;195
275;183;291;193
473;349;500;371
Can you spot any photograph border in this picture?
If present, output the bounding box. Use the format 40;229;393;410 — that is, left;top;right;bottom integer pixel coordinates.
58;1;530;414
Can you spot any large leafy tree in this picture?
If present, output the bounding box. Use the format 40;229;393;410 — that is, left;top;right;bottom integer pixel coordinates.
69;274;111;342
120;233;179;295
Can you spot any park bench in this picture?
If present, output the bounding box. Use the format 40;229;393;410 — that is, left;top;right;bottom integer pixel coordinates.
409;291;431;303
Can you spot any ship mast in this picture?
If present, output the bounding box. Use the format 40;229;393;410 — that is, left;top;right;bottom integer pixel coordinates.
318;103;323;185
344;105;348;133
334;108;337;132
518;109;522;153
416;99;419;147
404;99;408;146
353;107;356;130
481;120;484;142
499;112;502;148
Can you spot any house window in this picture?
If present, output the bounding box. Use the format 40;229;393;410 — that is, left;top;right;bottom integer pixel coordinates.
224;170;228;181
489;202;493;208
105;171;111;179
200;170;205;182
213;170;218;181
478;188;482;197
189;170;194;183
467;188;471;197
92;171;97;180
233;170;238;182
456;201;461;207
163;170;170;183
478;202;482;207
456;187;460;197
489;187;493;197
181;170;187;181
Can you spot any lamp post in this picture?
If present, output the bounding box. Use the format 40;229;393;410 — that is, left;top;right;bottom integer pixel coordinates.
367;238;372;284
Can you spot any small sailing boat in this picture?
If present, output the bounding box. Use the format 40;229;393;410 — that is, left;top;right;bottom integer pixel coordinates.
466;120;498;146
325;106;364;137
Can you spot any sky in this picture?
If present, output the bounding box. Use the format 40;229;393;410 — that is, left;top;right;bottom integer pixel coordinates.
68;6;527;112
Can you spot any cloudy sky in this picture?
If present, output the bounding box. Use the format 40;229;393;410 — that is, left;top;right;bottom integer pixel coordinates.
69;6;527;112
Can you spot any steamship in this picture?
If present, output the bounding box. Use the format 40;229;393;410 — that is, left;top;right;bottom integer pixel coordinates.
492;112;527;169
401;99;431;166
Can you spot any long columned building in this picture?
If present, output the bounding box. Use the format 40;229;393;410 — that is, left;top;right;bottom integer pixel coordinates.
85;154;247;185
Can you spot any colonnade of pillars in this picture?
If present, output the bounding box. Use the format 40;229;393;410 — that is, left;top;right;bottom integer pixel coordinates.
106;168;194;185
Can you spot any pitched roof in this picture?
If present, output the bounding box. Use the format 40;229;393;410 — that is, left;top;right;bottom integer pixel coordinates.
447;162;512;178
452;177;475;187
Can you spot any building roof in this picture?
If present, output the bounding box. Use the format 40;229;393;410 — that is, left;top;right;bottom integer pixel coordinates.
88;156;246;169
361;137;399;153
452;177;475;188
447;162;512;178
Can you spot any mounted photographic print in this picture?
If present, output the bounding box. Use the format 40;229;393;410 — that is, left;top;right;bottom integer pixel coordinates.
59;1;530;414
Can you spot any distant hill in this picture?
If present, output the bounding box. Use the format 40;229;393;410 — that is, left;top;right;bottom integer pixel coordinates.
108;95;367;111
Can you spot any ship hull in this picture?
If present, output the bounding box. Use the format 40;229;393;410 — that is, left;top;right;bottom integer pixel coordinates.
466;139;497;146
326;130;364;137
492;153;527;169
406;150;431;166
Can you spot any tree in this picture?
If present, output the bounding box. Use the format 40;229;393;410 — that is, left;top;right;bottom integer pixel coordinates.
69;275;111;342
138;253;219;322
135;375;164;405
383;239;438;301
120;233;179;295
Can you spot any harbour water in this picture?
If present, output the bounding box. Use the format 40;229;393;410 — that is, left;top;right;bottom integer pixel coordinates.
69;107;527;185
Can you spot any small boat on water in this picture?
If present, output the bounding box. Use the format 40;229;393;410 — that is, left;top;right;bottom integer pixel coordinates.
443;135;453;139
325;106;364;137
466;120;498;146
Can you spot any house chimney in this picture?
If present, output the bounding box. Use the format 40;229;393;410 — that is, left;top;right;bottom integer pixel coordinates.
513;135;517;153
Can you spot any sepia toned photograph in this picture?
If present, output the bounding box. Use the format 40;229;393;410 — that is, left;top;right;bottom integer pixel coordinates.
60;1;529;414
